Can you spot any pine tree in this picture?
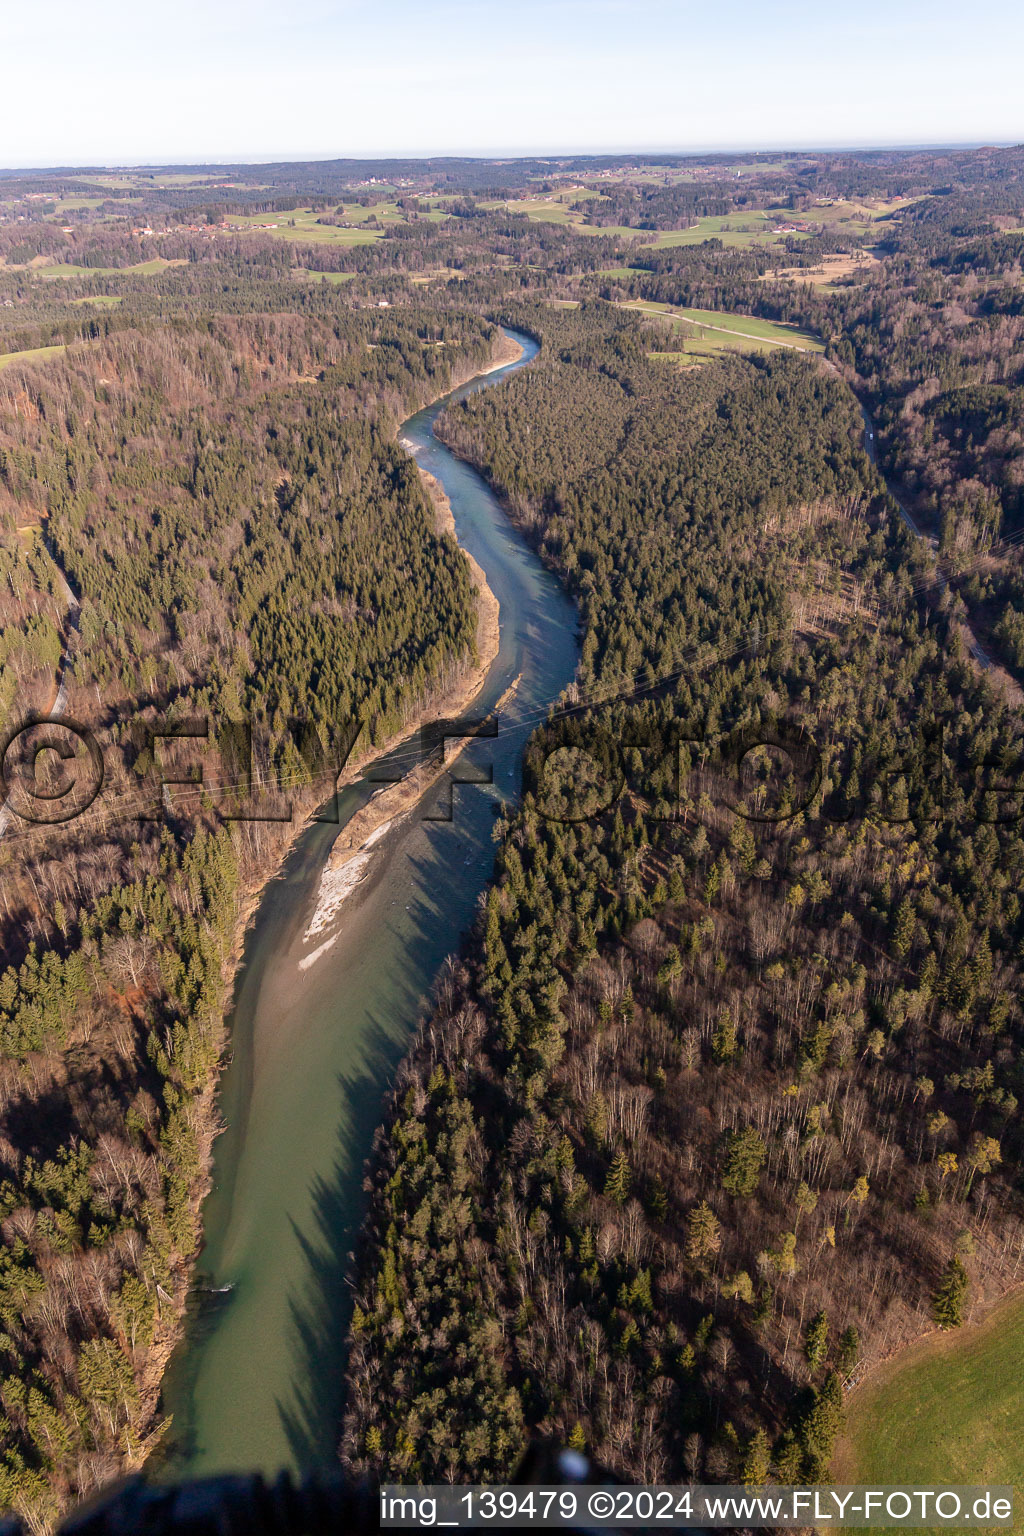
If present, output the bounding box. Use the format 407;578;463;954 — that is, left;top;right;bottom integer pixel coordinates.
891;895;915;958
800;1370;844;1479
604;1148;631;1205
721;1125;767;1197
804;1309;829;1372
712;1007;738;1063
932;1255;969;1329
835;1325;860;1379
741;1427;771;1489
685;1200;722;1265
646;1174;668;1223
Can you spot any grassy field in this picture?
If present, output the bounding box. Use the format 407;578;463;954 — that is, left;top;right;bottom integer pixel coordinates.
70;174;138;189
226;203;431;244
54;196;107;212
409;269;469;285
0;344;66;372
67;172;236;191
621;299;823;355
292;268;358;284
488;193;917;252
226;207;386;245
480;194;581;226
652;213;797;249
834;1289;1024;1528
323;200;448;226
480;194;810;249
480;190;666;242
32;257;182;279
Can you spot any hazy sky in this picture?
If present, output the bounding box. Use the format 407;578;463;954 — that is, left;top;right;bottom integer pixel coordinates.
4;0;1022;167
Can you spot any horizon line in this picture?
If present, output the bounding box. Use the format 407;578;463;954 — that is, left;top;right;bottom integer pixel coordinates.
2;138;1022;176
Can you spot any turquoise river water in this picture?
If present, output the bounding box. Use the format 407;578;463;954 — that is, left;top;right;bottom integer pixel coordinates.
159;330;580;1477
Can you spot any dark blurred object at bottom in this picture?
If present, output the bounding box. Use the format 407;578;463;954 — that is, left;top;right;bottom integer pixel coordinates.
2;1469;376;1536
0;1443;615;1536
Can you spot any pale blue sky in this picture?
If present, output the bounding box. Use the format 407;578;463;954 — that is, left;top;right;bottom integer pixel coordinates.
4;0;1022;168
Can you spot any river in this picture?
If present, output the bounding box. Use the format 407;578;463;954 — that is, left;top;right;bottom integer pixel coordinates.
157;329;579;1478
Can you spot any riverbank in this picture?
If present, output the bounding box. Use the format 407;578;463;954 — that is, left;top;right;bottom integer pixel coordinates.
150;325;538;1475
155;325;579;1478
205;338;515;1003
300;460;504;944
211;332;519;1032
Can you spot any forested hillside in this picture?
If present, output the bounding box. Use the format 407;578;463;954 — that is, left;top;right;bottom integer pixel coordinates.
2;145;1024;1524
0;300;509;1525
342;305;1024;1484
0;310;496;742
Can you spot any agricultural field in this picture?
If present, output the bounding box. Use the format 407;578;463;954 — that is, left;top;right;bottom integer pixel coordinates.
834;1290;1024;1524
651;212;798;248
766;250;882;288
0;343;66;371
633;197;917;250
54;196;107;212
29;257;183;278
66;174;142;192
775;193;919;233
481;189;657;240
620;298;824;355
409;268;469;285
478;191;815;247
67;172;227;190
225;206;389;243
480;193;582;225
292;268;358;284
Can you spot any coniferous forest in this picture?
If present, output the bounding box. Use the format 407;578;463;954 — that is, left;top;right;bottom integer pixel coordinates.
0;145;1023;1524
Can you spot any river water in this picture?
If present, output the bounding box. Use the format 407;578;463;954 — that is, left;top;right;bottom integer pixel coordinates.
159;330;579;1477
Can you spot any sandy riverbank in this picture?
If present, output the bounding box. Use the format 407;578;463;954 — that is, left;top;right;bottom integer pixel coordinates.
222;329;519;954
476;330;525;374
294;458;505;940
158;328;522;1392
289;340;522;934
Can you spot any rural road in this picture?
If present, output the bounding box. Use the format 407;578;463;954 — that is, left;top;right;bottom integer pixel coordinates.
627;300;818;353
675;313;814;352
632;305;994;670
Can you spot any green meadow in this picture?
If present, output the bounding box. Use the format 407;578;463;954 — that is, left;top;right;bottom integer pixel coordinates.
293;268;358;284
226;205;403;243
621;299;823;354
836;1290;1024;1531
32;257;181;279
0;344;67;371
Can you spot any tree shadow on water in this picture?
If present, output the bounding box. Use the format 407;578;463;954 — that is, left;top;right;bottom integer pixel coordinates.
274;1014;412;1469
274;825;497;1466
